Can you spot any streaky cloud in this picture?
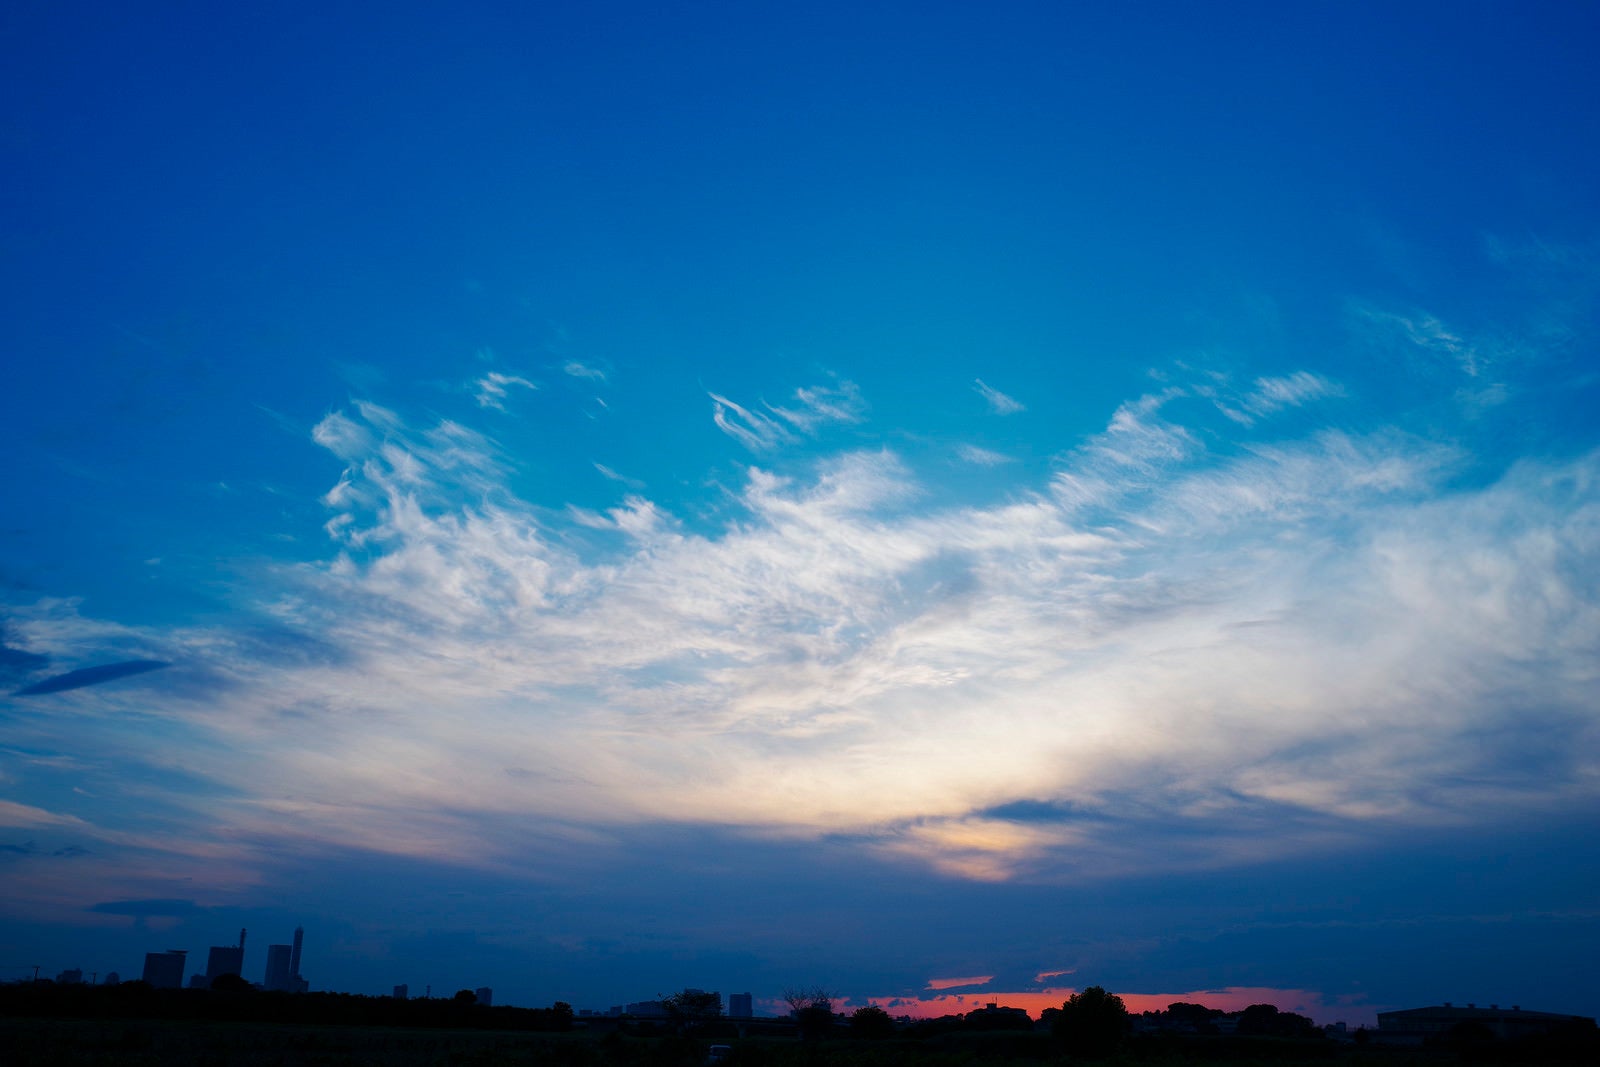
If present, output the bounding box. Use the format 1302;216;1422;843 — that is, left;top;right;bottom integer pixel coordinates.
88;897;202;917
975;378;1025;414
710;391;792;450
7;360;1598;898
562;360;608;382
13;659;170;696
1244;371;1345;415
956;443;1014;466
473;371;537;411
711;378;867;450
768;378;867;431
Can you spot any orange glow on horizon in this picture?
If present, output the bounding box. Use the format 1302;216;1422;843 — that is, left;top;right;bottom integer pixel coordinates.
851;986;1371;1027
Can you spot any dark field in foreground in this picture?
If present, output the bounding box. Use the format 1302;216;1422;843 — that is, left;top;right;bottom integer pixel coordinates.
5;1018;1598;1067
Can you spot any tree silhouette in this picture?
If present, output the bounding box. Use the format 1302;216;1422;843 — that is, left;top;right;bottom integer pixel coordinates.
1238;1002;1316;1038
783;986;835;1041
660;988;723;1031
1052;986;1129;1058
850;1004;896;1039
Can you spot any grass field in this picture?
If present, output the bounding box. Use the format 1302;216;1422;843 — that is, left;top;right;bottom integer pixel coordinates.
1;1017;1584;1067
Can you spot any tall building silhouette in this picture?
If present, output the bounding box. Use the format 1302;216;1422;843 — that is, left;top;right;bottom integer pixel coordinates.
189;928;246;989
261;925;308;992
729;992;753;1018
206;929;246;983
141;950;187;989
263;944;292;991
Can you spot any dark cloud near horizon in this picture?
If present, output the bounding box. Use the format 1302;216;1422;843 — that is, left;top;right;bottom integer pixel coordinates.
13;659;171;695
2;842;93;859
89;898;202;917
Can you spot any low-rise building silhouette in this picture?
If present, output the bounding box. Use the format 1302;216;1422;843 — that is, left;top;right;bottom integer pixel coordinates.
1377;1003;1597;1044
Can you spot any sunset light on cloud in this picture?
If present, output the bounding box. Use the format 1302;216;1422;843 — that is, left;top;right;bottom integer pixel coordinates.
3;0;1599;1026
871;987;1358;1023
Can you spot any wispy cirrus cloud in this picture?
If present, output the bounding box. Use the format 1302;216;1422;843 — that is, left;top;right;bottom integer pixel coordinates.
473;371;538;410
1247;371;1344;412
4;353;1597;909
956;443;1014;466
1354;304;1489;378
562;360;608;382
0;799;91;829
711;377;866;450
1195;370;1345;427
975;378;1025;414
769;379;866;431
710;392;793;450
594;462;645;489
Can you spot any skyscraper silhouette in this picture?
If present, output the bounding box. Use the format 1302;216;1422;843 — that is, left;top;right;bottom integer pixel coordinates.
263;944;292;991
141;950;186;989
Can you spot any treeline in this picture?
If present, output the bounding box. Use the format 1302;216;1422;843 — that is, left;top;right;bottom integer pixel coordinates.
0;979;575;1031
1129;1000;1321;1037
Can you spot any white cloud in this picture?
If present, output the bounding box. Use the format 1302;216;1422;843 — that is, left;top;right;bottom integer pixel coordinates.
1356;305;1485;377
473;371;537;410
712;378;866;450
7;377;1598;895
710;392;793;450
1243;371;1345;415
0;799;89;829
957;444;1014;466
594;462;645;489
563;361;607;382
975;379;1025;414
769;379;868;431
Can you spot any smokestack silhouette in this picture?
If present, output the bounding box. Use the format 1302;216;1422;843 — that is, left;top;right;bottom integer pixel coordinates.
239;928;247;951
290;926;303;981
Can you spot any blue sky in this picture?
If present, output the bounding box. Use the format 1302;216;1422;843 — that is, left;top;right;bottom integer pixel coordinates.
3;1;1599;1024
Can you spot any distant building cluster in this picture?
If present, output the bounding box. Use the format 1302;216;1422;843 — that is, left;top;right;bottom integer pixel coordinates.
138;925;310;992
571;988;753;1021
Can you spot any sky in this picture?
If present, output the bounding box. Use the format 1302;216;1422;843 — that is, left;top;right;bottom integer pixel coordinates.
2;0;1599;1027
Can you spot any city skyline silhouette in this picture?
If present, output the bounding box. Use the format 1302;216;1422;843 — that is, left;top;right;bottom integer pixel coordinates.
3;0;1598;1039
